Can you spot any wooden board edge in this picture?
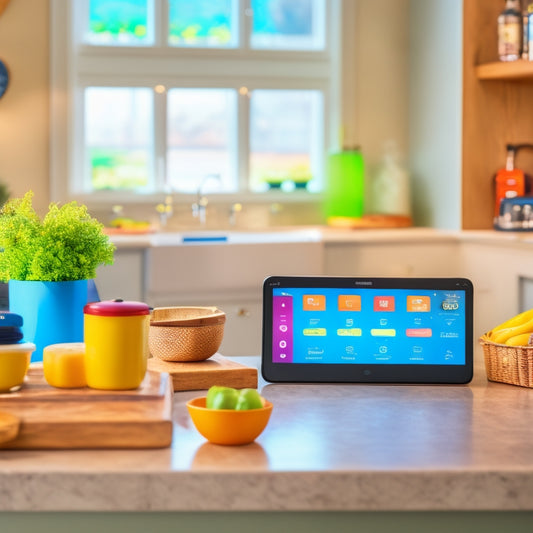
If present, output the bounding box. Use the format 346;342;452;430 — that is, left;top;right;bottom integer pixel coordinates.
0;420;173;450
0;372;175;450
170;368;258;391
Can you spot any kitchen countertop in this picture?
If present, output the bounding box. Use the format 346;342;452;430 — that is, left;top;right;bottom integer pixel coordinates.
1;354;533;512
107;226;533;249
108;226;456;248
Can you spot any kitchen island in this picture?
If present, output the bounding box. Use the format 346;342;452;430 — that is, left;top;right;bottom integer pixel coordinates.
0;355;533;532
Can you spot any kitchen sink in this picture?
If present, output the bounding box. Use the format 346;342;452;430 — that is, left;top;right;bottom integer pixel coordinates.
145;229;325;305
149;228;322;246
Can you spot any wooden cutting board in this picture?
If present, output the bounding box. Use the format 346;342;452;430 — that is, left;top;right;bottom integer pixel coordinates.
0;366;173;449
147;353;258;391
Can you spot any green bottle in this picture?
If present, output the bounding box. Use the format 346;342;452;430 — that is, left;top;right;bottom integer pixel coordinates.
324;148;365;223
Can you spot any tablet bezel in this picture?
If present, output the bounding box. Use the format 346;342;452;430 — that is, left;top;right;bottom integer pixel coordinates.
261;276;474;384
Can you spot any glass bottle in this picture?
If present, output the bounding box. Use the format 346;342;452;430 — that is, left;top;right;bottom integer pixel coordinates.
369;141;411;217
528;2;533;60
498;0;522;62
324;147;365;223
523;2;530;59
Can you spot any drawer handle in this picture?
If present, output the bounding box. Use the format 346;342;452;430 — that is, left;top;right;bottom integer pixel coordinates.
237;308;250;317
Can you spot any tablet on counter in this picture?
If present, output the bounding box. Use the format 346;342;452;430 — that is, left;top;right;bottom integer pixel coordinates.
261;276;473;384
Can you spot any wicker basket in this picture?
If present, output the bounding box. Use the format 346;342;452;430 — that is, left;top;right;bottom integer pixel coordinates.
149;306;225;362
480;334;533;388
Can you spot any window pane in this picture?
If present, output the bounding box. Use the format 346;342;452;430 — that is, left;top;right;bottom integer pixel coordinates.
251;0;325;50
250;89;323;192
167;89;237;193
86;0;153;46
168;0;236;48
85;87;153;191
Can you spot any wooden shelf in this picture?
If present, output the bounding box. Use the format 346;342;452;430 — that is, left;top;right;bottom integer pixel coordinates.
462;1;533;229
476;60;533;81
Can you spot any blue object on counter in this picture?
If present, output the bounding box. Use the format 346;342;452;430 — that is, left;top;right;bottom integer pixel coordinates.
0;311;23;328
494;196;533;231
0;327;23;344
182;235;228;243
0;311;24;345
8;279;88;362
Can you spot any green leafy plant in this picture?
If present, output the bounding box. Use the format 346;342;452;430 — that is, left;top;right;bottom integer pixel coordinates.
0;191;115;282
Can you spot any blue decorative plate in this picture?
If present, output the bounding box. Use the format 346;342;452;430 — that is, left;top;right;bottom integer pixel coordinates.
0;60;9;99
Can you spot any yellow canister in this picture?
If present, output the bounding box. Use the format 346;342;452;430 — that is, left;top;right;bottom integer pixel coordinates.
84;299;150;390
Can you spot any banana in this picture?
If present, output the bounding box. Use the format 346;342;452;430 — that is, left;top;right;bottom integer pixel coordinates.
491;317;533;344
505;333;533;346
489;308;533;337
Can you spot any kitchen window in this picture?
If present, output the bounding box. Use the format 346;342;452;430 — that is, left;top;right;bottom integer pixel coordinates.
50;0;342;204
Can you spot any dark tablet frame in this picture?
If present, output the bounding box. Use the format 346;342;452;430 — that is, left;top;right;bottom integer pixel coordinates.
261;276;474;384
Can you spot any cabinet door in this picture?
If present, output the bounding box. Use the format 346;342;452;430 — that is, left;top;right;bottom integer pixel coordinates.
325;242;460;277
95;249;146;302
146;241;324;303
218;299;264;357
459;241;533;340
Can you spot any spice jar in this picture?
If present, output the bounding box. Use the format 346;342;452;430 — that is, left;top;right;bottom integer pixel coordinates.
84;299;150;390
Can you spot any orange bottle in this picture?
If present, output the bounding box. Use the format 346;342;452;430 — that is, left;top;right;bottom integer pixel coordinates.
494;144;525;219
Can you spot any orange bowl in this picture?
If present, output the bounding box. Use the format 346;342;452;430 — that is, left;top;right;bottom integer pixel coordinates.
187;396;273;446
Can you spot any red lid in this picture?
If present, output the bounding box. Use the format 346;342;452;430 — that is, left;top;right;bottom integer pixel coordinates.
84;299;151;317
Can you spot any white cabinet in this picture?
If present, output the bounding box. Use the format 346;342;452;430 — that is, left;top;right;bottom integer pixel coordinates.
324;241;460;277
459;240;533;341
145;241;325;356
95;248;146;302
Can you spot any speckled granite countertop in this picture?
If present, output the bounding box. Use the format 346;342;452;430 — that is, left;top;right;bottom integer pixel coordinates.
0;355;532;512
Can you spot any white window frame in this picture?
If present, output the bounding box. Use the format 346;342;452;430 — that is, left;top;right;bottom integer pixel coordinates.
50;0;347;208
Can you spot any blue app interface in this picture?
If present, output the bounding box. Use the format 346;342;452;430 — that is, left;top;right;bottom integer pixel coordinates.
272;287;466;365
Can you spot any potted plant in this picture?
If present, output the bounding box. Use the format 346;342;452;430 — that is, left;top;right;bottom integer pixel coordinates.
0;191;115;361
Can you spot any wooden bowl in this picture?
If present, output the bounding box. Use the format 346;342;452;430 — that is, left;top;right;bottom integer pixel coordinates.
149;307;226;362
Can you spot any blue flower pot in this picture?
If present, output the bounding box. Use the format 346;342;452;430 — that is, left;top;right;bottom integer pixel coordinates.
8;279;88;362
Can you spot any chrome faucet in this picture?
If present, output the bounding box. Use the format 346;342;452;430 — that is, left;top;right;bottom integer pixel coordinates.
156;195;173;228
229;202;242;227
192;174;221;226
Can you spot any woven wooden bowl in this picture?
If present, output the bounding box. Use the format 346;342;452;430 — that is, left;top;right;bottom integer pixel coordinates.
480;334;533;388
149;307;226;362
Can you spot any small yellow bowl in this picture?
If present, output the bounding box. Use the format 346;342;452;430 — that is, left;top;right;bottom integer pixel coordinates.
0;342;36;392
187;396;273;446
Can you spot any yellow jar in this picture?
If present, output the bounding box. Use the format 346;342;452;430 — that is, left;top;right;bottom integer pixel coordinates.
84;299;150;390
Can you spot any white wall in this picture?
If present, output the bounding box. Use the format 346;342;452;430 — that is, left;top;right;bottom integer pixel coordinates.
350;0;410;175
0;0;50;216
408;0;463;229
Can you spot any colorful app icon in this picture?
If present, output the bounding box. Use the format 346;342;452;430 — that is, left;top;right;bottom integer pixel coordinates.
303;295;326;311
370;328;396;337
338;294;361;311
337;328;362;336
407;295;431;312
406;328;432;337
374;296;395;312
303;328;327;336
442;298;459;311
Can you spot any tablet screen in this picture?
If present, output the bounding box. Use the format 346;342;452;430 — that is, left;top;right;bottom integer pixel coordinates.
262;276;473;384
